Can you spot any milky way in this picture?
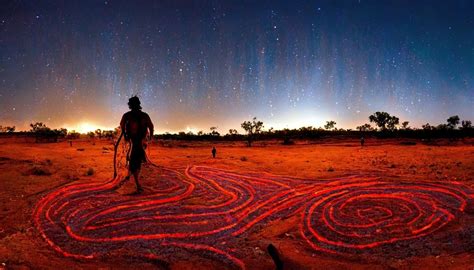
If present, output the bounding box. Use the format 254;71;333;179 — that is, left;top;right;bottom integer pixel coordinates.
1;0;473;132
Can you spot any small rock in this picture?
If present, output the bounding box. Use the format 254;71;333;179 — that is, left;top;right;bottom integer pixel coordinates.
86;168;94;176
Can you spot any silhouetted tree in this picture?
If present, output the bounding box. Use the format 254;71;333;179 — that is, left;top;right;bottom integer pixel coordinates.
228;129;238;135
95;129;102;139
57;128;67;138
209;126;220;136
102;130;114;139
68;130;80;139
30;122;49;132
447;115;460;129
29;122;62;142
369;112;399;131
387;116;399;131
400;121;410;130
0;125;15;133
461;120;472;130
297;126;315;137
241;117;264;147
87;131;95;139
324;121;336;130
437;124;448;130
422;123;433;130
197;130;204;136
356;123;373;132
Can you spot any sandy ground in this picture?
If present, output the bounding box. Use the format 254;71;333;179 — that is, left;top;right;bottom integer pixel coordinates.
0;137;473;269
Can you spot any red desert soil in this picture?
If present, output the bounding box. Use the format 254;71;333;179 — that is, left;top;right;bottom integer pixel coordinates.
0;137;473;269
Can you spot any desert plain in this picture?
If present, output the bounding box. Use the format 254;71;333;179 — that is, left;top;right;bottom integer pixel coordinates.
0;137;473;270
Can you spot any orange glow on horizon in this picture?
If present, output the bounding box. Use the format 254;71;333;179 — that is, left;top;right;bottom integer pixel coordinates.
65;122;114;134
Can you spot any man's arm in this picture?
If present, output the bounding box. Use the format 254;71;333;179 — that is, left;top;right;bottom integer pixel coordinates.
147;114;154;138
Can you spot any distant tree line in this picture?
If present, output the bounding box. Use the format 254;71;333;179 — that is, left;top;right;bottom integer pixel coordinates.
1;112;472;144
86;128;119;140
156;112;473;146
0;122;119;143
28;122;68;142
0;125;15;133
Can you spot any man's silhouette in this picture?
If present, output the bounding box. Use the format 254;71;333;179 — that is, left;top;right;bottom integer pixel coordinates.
212;146;216;158
120;96;154;194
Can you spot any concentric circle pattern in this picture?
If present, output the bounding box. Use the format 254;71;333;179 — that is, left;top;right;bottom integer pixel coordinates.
34;165;473;269
301;179;472;257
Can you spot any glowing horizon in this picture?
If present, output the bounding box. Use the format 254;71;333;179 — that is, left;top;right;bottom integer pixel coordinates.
63;122;115;134
6;113;468;135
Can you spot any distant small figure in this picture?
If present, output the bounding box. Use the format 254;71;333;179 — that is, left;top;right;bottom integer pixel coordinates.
69;140;73;147
212;146;217;158
360;136;365;147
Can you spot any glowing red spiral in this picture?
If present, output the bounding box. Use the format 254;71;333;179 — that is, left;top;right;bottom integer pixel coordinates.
301;179;471;256
33;166;322;269
33;166;472;268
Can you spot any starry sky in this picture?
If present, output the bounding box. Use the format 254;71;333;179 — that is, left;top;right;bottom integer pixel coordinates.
1;0;473;133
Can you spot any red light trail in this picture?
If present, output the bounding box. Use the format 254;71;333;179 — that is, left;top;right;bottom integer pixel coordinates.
300;179;471;258
33;166;473;269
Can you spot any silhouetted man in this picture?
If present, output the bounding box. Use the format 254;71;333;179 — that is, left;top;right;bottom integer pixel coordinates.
212;146;216;158
360;136;365;147
120;96;154;194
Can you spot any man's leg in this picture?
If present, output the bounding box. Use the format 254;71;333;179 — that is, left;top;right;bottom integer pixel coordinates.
132;168;143;193
128;140;144;194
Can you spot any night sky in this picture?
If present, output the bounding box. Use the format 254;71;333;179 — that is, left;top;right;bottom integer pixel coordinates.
1;0;473;133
